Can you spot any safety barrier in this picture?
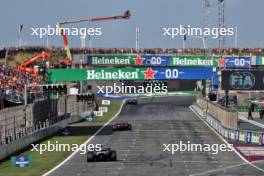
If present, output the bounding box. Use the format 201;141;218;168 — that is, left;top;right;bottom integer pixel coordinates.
203;107;264;145
0;95;94;146
0;115;82;161
194;98;264;146
206;116;264;145
196;97;238;129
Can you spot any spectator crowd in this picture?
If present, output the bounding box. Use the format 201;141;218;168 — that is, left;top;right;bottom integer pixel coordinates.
2;46;264;56
0;65;46;109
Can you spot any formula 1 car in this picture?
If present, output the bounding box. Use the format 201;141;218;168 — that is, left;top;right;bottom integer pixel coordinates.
112;122;132;131
61;128;71;136
87;148;117;162
126;98;138;105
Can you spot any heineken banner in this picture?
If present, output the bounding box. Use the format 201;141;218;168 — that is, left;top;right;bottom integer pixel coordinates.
86;55;220;67
48;67;215;82
170;56;219;67
87;55;135;65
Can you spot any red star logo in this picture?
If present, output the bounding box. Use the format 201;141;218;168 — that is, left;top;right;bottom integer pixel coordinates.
218;58;226;67
142;67;157;80
135;55;144;65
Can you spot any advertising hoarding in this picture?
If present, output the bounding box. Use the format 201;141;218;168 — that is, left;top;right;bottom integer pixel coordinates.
48;67;216;82
86;55;219;67
221;70;264;90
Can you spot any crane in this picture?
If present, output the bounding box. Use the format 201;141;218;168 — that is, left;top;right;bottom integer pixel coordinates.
18;51;52;74
57;10;131;62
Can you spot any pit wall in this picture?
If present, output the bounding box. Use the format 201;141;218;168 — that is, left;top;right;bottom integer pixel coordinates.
196;96;238;129
195;97;264;145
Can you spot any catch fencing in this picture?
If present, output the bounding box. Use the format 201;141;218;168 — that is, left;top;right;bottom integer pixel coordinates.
0;95;94;146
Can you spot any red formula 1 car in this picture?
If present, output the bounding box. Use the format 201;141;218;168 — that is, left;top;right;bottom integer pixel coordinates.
112;122;132;131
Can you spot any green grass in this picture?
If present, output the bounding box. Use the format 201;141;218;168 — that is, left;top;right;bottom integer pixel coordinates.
136;90;200;98
0;98;123;176
93;97;123;123
0;136;87;176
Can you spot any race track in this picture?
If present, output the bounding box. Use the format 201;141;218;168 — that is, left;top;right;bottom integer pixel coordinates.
49;96;264;176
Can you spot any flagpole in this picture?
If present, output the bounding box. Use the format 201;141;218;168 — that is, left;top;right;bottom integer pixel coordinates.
88;35;92;48
182;27;187;50
19;37;22;48
46;35;49;48
136;27;139;53
46;25;50;48
18;33;22;48
18;25;23;48
81;36;86;48
182;36;185;49
88;22;92;49
4;49;8;67
235;27;238;48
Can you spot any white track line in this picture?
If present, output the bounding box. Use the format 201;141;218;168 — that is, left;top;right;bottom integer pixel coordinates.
190;162;249;176
43;100;125;176
190;105;264;175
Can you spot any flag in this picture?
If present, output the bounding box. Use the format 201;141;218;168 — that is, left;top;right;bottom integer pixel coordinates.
183;34;187;41
183;26;187;41
0;49;6;58
19;24;23;35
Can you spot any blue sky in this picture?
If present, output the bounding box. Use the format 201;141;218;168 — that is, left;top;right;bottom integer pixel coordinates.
0;0;263;49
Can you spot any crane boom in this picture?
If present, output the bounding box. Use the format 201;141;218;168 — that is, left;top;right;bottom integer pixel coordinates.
59;10;130;25
57;10;131;62
18;51;52;74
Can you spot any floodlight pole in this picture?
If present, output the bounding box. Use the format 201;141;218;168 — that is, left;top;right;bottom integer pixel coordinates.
136;27;140;53
235;27;238;48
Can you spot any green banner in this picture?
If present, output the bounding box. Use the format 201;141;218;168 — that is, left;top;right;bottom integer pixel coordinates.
170;56;219;66
48;68;145;82
48;67;214;83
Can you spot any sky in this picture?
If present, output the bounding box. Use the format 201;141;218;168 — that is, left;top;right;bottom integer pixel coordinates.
0;0;263;49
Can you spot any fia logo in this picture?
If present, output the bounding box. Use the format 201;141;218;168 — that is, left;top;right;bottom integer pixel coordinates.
229;72;255;89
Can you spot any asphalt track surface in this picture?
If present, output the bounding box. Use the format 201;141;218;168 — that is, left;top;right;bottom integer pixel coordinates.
49;96;264;176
